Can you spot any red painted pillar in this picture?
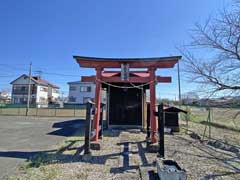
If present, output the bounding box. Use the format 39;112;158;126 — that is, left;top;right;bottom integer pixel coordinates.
149;67;157;143
93;66;102;142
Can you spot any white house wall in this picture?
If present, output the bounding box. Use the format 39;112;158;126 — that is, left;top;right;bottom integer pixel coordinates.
48;87;60;100
68;83;96;103
36;85;48;107
51;91;60;100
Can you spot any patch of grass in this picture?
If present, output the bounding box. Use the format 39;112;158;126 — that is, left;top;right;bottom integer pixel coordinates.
180;107;240;146
181;106;240;129
200;121;240;132
38;166;58;180
5;165;59;180
56;136;83;153
28;153;61;168
5;177;20;180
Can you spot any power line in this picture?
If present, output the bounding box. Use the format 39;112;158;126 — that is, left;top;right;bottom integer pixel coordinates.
33;71;81;77
0;64;28;71
0;75;16;77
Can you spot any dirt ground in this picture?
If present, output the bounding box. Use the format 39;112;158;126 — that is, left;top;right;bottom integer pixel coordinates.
7;128;240;180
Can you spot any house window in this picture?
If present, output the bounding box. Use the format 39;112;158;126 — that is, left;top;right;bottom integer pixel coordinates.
13;98;19;104
21;86;27;91
69;96;76;102
40;87;48;92
53;89;59;94
69;86;76;91
13;86;27;92
40;97;46;102
19;98;27;104
80;86;91;92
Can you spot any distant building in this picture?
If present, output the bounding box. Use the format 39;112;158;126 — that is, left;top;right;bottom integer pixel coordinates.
198;96;240;107
10;74;60;107
182;92;199;105
67;81;106;104
0;91;11;103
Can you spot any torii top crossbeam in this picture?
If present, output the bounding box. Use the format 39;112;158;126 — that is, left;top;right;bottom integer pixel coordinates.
73;55;181;144
74;55;181;68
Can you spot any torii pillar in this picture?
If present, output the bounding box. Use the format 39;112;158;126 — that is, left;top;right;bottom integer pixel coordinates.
149;67;157;143
92;66;102;142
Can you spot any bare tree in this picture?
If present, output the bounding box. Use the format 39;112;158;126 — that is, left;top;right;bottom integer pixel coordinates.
180;2;240;97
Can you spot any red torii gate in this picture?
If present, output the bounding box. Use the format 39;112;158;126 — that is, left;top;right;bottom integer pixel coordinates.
74;56;181;144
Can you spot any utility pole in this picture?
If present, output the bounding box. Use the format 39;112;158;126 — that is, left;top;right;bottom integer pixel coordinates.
177;61;182;107
26;63;32;116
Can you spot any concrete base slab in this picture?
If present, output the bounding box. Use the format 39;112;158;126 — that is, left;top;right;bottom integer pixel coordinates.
82;152;92;161
90;142;101;150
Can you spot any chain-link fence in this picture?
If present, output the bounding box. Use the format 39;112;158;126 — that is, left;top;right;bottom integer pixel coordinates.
0;104;86;118
180;106;240;147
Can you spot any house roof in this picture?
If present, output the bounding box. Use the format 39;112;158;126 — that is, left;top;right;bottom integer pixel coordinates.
10;74;60;89
32;77;60;89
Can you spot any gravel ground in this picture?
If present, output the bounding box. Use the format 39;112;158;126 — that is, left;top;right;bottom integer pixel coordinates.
164;134;240;180
6;129;240;180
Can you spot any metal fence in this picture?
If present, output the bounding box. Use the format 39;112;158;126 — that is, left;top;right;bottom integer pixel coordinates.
180;106;240;147
0;104;86;117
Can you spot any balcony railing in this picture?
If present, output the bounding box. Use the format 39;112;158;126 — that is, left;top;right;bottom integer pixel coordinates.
12;89;37;95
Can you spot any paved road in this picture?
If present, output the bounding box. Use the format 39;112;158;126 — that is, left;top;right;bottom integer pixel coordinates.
0;116;83;179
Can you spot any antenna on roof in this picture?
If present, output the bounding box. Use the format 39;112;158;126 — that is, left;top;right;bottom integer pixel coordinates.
35;70;43;79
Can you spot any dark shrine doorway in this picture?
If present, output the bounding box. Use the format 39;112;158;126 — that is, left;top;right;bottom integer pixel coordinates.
109;85;142;126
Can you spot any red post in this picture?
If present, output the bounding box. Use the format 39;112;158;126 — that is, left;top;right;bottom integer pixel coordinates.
149;67;157;143
93;66;102;142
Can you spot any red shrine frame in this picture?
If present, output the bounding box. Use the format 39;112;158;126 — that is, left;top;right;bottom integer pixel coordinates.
74;56;181;143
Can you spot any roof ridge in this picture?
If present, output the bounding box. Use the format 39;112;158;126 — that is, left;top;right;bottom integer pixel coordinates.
10;74;59;89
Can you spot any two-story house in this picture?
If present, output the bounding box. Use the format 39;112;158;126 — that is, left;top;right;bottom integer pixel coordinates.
67;81;106;104
10;74;60;107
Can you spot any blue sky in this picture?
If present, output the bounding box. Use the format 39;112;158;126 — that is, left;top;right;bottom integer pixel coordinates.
0;0;228;98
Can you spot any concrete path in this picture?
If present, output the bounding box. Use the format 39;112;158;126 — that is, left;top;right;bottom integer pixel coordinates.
0;116;83;179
